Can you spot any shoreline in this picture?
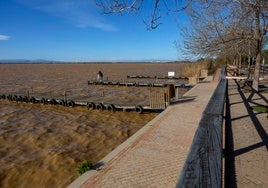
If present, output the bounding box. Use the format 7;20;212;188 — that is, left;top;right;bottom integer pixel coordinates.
67;76;217;188
0;63;186;187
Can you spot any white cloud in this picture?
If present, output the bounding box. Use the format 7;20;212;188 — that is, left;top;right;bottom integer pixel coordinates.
0;35;10;41
16;0;118;31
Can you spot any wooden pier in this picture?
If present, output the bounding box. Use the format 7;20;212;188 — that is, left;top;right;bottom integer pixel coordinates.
88;80;170;87
126;75;188;80
0;94;163;113
1;76;194;114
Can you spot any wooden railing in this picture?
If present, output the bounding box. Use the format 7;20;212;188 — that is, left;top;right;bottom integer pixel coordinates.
176;69;227;188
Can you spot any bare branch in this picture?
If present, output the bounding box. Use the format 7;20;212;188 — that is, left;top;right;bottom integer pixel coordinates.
163;0;193;13
94;0;192;30
94;0;143;14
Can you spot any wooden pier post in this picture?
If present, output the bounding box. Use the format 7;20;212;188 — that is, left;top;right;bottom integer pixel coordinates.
63;89;67;101
188;76;198;85
27;90;30;98
101;86;104;97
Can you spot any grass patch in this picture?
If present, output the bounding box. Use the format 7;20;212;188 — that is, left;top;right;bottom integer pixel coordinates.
252;105;268;113
76;160;93;176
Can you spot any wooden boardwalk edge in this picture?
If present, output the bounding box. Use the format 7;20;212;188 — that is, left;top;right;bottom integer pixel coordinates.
176;68;227;187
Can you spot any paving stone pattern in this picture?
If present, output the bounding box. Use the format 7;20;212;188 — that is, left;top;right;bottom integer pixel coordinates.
70;77;267;188
225;79;268;188
78;78;218;188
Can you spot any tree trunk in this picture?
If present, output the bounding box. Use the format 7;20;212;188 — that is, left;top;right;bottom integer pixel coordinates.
252;35;262;91
252;52;261;91
252;5;262;92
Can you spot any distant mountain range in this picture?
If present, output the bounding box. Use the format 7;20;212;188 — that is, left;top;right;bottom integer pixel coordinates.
0;59;60;63
0;59;187;64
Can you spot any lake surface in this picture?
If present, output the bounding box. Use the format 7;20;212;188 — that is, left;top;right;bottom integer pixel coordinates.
0;63;186;187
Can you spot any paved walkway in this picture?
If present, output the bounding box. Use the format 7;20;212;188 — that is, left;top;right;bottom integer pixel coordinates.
225;79;268;188
69;77;268;188
68;76;219;188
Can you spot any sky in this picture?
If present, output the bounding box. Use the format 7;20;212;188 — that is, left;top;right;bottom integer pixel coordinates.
0;0;189;62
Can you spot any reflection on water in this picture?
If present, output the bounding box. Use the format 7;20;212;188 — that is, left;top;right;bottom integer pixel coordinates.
0;63;185;187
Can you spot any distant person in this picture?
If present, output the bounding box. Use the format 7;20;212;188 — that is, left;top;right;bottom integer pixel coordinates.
97;71;103;82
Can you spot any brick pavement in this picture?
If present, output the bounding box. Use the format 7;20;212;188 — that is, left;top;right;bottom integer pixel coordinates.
68;76;218;188
225;79;268;188
68;77;268;188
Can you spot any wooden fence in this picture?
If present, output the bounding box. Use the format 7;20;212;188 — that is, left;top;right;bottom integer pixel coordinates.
149;91;166;109
149;84;174;109
176;69;227;188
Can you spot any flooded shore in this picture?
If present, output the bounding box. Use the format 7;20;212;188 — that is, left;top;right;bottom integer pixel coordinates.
0;63;186;187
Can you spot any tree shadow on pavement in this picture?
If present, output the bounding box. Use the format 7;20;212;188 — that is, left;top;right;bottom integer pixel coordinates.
224;80;268;187
236;80;268;151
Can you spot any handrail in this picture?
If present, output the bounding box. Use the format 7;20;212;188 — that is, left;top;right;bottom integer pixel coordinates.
176;68;227;188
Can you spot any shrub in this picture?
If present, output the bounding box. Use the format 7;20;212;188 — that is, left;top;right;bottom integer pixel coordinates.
180;59;223;78
76;160;93;175
180;61;207;77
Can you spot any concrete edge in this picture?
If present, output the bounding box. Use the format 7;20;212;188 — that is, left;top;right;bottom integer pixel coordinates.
67;104;174;188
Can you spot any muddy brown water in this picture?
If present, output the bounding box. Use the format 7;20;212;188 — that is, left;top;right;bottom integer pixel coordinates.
0;63;186;187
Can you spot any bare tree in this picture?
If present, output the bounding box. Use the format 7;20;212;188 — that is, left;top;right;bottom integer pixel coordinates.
182;0;267;90
94;0;267;90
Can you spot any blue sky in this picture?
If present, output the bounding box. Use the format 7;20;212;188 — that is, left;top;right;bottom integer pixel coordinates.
0;0;188;62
